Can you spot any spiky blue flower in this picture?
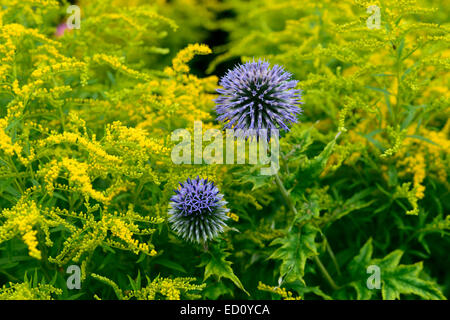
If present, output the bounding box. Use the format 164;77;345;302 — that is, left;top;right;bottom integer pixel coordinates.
215;59;303;139
168;177;229;243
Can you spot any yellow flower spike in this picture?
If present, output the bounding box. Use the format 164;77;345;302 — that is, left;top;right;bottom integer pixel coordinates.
170;43;212;74
227;212;239;222
22;230;41;260
257;282;301;300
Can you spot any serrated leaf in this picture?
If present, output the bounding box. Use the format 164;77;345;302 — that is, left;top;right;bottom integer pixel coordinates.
269;223;319;284
200;245;249;295
349;281;374;300
294;138;336;190
289;280;333;300
203;281;234;300
374;253;446;300
348;238;373;276
348;239;446;300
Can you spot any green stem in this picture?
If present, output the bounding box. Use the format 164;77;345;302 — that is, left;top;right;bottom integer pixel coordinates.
7;156;23;195
393;37;403;127
274;173;297;231
274;173;297;215
274;173;340;290
325;239;341;276
313;255;340;291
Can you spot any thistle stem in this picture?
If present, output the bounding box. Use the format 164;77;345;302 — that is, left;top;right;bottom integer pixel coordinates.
274;173;297;215
313;255;340;291
325;239;341;276
274;172;340;290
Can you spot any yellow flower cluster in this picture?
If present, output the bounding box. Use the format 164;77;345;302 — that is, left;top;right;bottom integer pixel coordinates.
159;279;182;300
30;43;72;65
0;200;42;259
13;0;59;6
417;125;450;183
227;212;239;222
332;108;449;215
46;206;162;267
136;76;216;129
106;215;156;256
22;230;41;259
31;61;86;80
0;36;14;65
92;273;204;300
39;132;122;164
0;1;229;298
130;277;205;300
257;282;301;300
381;127;408;159
0;23;60;57
91;54;150;81
396;121;450;200
61;157;113;204
398;153;426;199
0;282;62;300
166;43;212;75
105;121;169;157
0;118;22;156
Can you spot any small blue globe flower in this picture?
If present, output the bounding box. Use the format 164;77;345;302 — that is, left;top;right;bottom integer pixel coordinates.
168;177;230;243
214;59;303;139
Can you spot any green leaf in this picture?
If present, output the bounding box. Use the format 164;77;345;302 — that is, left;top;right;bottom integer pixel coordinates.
67;292;86;300
237;166;272;190
329;189;375;222
289;280;332;300
406;134;440;146
200;245;249;295
359;130;384;152
348;238;373;276
269;223;319;284
294;138;336;189
400;105;426;130
348;239;375;299
153;258;187;273
127;270;141;291
374;252;446;300
348;239;446;300
203;281;234;300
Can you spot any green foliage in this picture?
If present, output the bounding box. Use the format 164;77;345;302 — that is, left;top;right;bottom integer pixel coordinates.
348;239;445;300
200;243;249;296
0;271;62;300
0;0;448;300
269;223;319;284
91;272;204;300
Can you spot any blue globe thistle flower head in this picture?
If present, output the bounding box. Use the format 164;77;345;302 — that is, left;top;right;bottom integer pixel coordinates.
168;177;230;244
214;59;303;140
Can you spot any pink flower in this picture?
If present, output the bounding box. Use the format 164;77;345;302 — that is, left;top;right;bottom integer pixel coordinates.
55;22;69;37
